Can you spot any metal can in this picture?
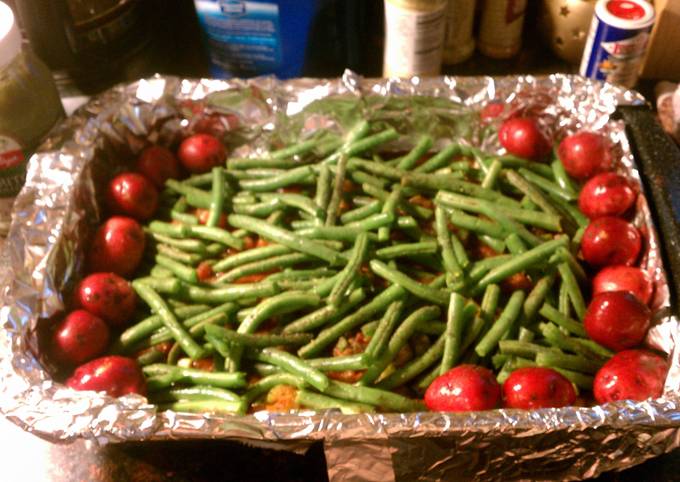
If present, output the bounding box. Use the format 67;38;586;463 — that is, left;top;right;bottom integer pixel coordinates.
579;0;655;88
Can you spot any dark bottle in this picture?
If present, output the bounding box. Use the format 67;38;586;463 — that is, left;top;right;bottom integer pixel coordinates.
12;0;153;94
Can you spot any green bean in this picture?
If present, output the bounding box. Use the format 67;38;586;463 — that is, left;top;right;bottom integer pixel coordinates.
539;303;587;337
204;324;312;348
215;252;314;284
325;154;348;226
364;300;405;358
378;333;446;389
143;364;247;389
397;135;433;170
151;385;242;403
166;179;212;208
171;211;199;225
349;167;392;190
370;260;449;305
329;233;370;306
268;268;336;282
405;173;522;206
326;127;398;165
212;244;291;273
360;305;440;385
298;284;406;358
307;353;369;372
550;159;577;197
378;186;401;241
228;157;295;170
148;220;188;238
552;247;588;285
155;254;197;284
450;230;470;268
539;323;609;360
440;293;466;374
481;159;502;189
505;169;562;218
133;282;206;360
376;241;438;260
239;165;314;192
323;380;424;412
296;225;379;242
498;340;552;358
557;262;586;319
238;291;321;335
437;191;561;232
461;284;500;352
243;373;306;403
296;389;375;414
414;144;459;173
134;276;182;295
475;237;568;293
479;235;506;254
573;338;614;359
206;167;225;227
150;302;239;345
523;274;555;324
535;351;603;374
494;155;554;177
187;225;244;251
136;346;166;366
552;367;594;389
315;164;332;213
151;233;206;254
340;200;383;224
156;244;203;266
475;290;526;357
434;206;464;286
183;281;279;305
283;288;366;334
558;279;571;318
228;214;346;265
249;348;329;392
467;255;512;283
232;198;282;217
519;168;576;202
183;171;218;186
504;233;527;256
119;305;209;349
362;182;432;220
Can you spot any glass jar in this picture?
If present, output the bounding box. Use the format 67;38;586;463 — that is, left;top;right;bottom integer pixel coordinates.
0;1;64;235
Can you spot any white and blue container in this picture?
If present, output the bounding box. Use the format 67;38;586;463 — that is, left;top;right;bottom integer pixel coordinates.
193;0;325;79
579;0;655;88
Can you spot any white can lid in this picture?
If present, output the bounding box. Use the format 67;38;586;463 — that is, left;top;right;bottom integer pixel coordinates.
596;0;655;30
0;1;21;71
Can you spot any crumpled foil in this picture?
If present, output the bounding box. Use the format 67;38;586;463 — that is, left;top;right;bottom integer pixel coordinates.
1;71;679;482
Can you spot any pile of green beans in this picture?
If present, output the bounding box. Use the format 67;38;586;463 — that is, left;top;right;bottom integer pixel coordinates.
121;121;610;415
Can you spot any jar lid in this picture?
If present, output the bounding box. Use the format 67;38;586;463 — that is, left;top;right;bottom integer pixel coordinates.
0;1;21;70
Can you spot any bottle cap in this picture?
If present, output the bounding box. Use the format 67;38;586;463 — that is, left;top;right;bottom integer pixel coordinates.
0;1;21;70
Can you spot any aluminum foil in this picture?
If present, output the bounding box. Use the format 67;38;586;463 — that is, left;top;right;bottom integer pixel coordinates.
1;71;679;481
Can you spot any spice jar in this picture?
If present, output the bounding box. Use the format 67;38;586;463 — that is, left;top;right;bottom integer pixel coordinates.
383;0;448;78
0;1;64;235
478;0;527;59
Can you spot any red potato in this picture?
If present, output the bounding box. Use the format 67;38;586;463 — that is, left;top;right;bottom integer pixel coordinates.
66;355;146;397
498;117;551;160
480;102;504;122
503;367;576;409
51;310;110;366
425;365;501;412
592;266;653;305
136;145;180;188
583;291;651;352
178;133;226;173
581;217;642;267
557;131;612;180
76;272;137;327
578;172;637;219
87;216;146;277
593;349;668;404
106;172;159;220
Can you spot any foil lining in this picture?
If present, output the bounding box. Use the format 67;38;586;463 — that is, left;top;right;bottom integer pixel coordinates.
1;71;679;481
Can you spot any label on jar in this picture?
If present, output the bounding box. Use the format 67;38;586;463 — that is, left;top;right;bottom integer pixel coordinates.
194;0;283;78
0;135;26;198
383;1;446;78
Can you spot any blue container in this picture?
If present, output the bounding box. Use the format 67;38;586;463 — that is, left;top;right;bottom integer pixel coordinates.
193;0;324;79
